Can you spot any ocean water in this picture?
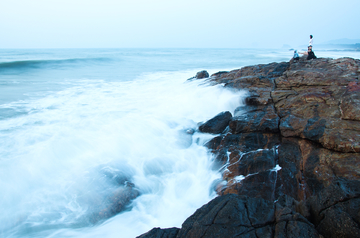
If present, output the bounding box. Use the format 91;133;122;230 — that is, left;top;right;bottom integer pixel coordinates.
0;48;359;238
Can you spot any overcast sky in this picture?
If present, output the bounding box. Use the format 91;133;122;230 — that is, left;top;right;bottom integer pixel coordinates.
1;0;359;48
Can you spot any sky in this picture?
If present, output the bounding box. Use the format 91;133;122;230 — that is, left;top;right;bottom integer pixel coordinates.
1;0;359;48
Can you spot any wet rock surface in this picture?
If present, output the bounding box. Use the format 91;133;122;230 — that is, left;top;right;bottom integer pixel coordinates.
187;70;210;80
89;181;139;224
138;57;360;237
199;111;232;134
230;104;280;133
306;178;360;238
138;194;320;238
137;227;180;238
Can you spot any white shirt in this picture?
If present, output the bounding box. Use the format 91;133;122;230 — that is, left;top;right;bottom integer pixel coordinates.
309;38;313;46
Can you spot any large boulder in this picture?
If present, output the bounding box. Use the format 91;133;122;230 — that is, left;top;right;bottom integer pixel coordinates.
196;70;209;79
199;111;232;134
187;70;210;80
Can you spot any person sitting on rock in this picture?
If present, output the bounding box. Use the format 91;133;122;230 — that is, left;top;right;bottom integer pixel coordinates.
293;50;300;61
300;46;317;60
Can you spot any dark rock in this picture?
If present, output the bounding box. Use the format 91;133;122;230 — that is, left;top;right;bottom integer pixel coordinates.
221;170;279;201
196;70;209;79
136;227;179;238
307;178;360;238
176;194;275;238
199;111;232;134
218;132;281;154
274;195;319;238
221;146;278;185
187;70;209;80
276;138;324;201
234;148;277;176
316;204;360;238
275;137;360;201
230;104;280;133
307;178;360;223
90;183;139;223
204;135;223;151
209;132;281;196
245;94;262;105
204;136;228;171
211;71;229;77
84;165;140;224
137;194;318;238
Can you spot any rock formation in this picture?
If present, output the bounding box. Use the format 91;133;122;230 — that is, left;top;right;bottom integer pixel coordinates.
138;57;360;238
187;70;210;80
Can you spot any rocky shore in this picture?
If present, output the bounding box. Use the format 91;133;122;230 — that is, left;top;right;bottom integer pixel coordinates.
137;56;360;238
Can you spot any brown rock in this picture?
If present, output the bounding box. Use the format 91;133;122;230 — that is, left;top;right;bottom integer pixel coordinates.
187;70;210;80
273;58;360;152
210;62;289;105
195;70;209;79
340;82;360;120
276;58;359;88
277;137;360;201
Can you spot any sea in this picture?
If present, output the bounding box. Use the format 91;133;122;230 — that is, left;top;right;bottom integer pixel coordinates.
1;48;359;238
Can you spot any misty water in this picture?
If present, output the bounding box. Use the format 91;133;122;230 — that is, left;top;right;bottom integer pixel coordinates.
1;48;359;238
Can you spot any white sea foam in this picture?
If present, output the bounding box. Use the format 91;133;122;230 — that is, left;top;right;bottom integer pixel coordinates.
0;68;247;237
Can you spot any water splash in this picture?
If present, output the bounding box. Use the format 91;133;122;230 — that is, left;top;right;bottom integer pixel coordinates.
0;70;247;238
